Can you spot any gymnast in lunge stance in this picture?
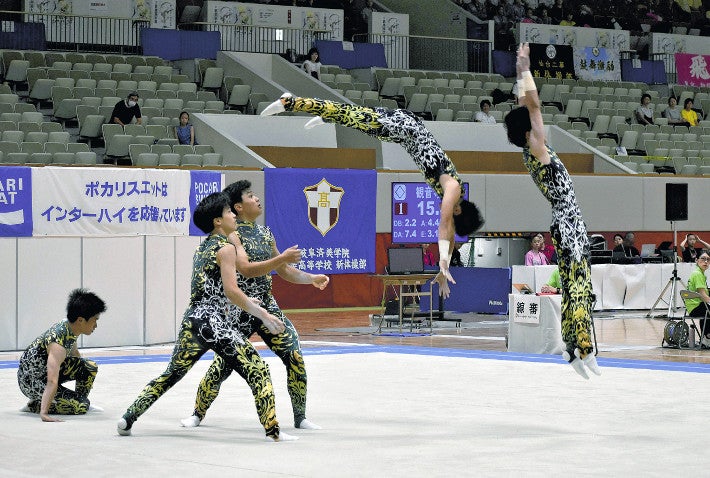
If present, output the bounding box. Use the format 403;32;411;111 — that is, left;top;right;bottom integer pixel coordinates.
181;180;329;430
504;43;600;379
17;288;106;421
261;94;484;298
117;192;297;441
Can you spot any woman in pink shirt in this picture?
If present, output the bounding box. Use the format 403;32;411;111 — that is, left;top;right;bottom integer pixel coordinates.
524;233;550;265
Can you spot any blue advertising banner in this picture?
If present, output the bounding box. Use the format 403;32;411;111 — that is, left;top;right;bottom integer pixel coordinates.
264;168;376;275
189;170;224;236
0;166;32;237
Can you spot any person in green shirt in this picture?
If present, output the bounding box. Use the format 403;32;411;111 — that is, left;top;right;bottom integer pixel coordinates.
683;251;710;347
540;267;561;294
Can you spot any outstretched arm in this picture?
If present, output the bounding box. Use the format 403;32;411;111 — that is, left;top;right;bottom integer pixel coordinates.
228;232;301;278
433;175;459;298
40;343;66;422
277;263;330;289
516;42;550;165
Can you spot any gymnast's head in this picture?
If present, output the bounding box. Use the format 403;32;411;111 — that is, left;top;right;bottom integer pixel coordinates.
453;199;483;237
193;191;231;234
224;180;252;215
503;105;532;148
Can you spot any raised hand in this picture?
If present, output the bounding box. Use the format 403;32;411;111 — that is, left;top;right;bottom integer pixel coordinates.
311;274;329;290
516;42;530;73
281;245;302;264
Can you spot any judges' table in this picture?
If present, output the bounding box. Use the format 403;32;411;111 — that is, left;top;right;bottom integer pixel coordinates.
511;263;695;310
507;294;565;354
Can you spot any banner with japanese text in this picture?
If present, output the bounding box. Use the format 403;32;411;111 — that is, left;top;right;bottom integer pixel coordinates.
15;167;223;237
675;53;710;87
573;47;620;81
529;43;575;81
264;168;376;275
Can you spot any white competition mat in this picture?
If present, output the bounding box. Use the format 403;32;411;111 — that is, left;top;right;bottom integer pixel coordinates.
1;344;709;477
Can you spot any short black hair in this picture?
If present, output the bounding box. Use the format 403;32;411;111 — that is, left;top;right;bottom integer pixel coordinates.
66;288;106;323
307;47;320;59
640;93;651;103
223;180;251;215
614;233;623;241
193;191;230;234
179;111;189;119
453;199;484;237
480;99;491;109
684;98;694;108
127;91;139;99
504;106;532;148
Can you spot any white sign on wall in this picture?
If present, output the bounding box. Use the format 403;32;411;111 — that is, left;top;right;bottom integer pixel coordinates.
519;23;629;51
371;11;409;69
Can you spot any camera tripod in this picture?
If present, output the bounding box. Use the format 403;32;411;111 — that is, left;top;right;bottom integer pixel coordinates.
647;221;686;318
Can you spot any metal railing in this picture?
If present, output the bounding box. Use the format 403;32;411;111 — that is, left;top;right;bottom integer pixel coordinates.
0;10;149;53
353;33;493;73
178;22;336;58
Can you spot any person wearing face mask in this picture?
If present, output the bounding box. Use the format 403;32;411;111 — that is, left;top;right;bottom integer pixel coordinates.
111;92;142;127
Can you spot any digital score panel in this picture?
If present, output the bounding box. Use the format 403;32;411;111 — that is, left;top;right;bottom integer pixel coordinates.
391;182;470;244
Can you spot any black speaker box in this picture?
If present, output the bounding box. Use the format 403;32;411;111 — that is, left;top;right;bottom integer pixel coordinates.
665;183;688;221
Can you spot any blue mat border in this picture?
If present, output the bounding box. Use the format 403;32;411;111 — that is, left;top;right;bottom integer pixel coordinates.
2;345;709;374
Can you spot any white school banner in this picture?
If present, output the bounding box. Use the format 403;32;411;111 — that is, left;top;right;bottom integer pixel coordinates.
31;167;221;236
519;23;629;51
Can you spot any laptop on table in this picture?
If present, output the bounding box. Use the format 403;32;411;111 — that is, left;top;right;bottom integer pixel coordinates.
387;248;425;275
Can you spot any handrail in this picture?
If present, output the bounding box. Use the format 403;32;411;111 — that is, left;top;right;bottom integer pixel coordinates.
352;32;493;73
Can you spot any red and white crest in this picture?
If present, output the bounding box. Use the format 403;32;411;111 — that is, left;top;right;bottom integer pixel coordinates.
303;178;344;236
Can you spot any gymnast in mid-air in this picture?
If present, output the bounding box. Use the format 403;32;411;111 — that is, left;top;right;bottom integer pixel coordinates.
261;93;484;298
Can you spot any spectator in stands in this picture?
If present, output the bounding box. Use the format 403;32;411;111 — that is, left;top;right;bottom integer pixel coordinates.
549;0;565;23
522;7;540;23
508;0;526;22
680;233;710;262
525;233;550;266
475;99;497;123
361;0;375;31
682;251;710;348
614;232;641;258
111;92;142;126
560;12;576;25
540;266;562;294
663;96;689;125
302;47;321;80
635;93;654;125
681;98;700;126
613;233;624;249
175;111;195;146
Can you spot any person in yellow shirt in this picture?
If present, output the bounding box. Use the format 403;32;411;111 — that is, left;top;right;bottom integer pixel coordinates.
681;98;699;126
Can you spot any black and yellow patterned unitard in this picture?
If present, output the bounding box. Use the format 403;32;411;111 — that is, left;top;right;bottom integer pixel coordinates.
191;220;308;426
119;233;281;438
17;321;98;414
523;144;594;358
282;96;466;200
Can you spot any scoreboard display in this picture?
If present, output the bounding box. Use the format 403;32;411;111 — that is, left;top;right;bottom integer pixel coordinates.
391;182;470;244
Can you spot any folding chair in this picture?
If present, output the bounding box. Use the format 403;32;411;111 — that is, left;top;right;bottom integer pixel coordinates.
676;290;710;349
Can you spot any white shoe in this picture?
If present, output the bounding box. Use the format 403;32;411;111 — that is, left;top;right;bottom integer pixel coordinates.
581;351;602;376
304;117;325;129
260;93;292;116
297;418;322;430
88;404;104;412
117;418;132;436
266;431;299;442
563;350;589;380
180;415;201;428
